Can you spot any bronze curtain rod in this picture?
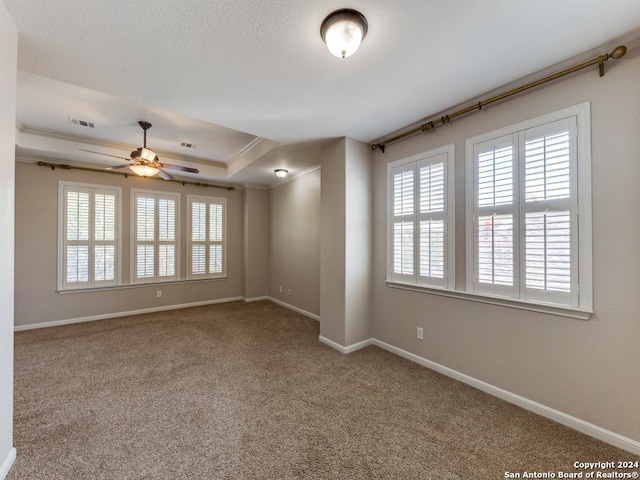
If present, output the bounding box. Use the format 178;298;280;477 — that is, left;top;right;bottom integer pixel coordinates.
371;45;628;152
36;161;235;191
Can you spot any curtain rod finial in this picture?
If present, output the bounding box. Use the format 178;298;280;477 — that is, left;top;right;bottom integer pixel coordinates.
610;45;627;59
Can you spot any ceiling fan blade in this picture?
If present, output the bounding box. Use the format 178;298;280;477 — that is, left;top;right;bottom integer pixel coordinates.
106;164;131;170
156;168;173;180
160;163;200;174
79;149;129;161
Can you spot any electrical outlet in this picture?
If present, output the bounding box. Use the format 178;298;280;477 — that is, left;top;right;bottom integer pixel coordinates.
417;327;424;340
279;286;283;293
287;288;291;295
157;290;162;298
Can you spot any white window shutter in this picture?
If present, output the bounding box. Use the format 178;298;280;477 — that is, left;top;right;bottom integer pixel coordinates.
390;164;416;282
417;156;446;287
59;182;120;290
522;117;576;305
467;104;589;309
188;196;227;279
132;191;179;283
388;145;455;289
472;135;517;296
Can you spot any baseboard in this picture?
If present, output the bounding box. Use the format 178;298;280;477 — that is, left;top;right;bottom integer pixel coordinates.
319;335;373;354
372;338;640;455
0;448;16;480
268;297;320;321
243;296;269;303
14;297;245;332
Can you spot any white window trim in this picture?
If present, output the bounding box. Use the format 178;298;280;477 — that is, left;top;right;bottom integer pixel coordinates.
130;188;181;284
386;143;455;290
386;282;592;320
57;181;122;291
187;194;228;280
464;102;592;314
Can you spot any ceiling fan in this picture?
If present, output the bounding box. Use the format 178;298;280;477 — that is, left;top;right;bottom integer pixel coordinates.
80;121;199;180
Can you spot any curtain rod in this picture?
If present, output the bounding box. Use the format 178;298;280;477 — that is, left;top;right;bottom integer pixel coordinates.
371;45;628;153
36;161;235;191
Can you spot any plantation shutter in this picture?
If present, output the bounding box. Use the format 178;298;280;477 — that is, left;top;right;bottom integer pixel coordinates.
388;147;453;288
61;183;119;289
93;190;117;282
133;191;178;283
158;198;176;278
468;109;583;308
417;155;446;287
473;134;517;297
191;201;207;275
65;187;90;286
209;202;224;274
522;117;577;305
188;196;226;279
390;163;416;283
136;196;155;279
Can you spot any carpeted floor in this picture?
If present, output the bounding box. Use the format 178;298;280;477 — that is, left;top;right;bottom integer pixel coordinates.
8;301;637;479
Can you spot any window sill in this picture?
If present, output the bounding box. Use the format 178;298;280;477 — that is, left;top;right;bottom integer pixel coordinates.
57;276;228;294
386;281;592;320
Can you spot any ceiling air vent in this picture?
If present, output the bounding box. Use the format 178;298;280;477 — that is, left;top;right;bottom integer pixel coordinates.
69;117;95;128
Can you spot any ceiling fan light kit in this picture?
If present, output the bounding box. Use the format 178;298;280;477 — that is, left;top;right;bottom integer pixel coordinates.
129;164;160;177
128;121;161;177
320;9;368;59
138;147;158;163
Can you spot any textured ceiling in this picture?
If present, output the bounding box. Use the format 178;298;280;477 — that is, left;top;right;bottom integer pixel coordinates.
5;0;640;185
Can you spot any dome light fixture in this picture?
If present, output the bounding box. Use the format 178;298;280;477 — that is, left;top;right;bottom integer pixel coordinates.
320;9;368;59
275;169;288;178
129;164;160;177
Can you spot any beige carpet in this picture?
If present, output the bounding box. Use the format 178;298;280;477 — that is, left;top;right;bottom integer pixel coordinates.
8;301;636;479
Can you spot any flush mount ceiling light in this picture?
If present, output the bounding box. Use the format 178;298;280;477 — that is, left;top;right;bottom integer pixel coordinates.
320;9;368;59
275;169;288;178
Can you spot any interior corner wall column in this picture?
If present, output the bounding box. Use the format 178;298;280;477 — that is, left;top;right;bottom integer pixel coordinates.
320;138;373;349
0;3;17;479
242;187;269;300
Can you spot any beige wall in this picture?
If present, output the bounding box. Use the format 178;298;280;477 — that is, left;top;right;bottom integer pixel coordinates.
371;40;640;442
0;3;16;475
320;138;373;347
243;187;269;300
320;139;347;343
344;138;372;346
269;167;321;317
14;162;244;327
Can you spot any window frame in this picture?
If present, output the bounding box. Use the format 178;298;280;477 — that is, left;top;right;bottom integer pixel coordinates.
130;188;180;284
465;102;592;312
57;181;122;291
187;195;227;280
386;144;455;290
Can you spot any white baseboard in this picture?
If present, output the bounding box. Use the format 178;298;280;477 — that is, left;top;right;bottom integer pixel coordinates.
372;338;640;455
0;448;16;480
268;297;320;321
14;297;245;332
243;296;269;303
319;335;373;354
14;296;307;331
